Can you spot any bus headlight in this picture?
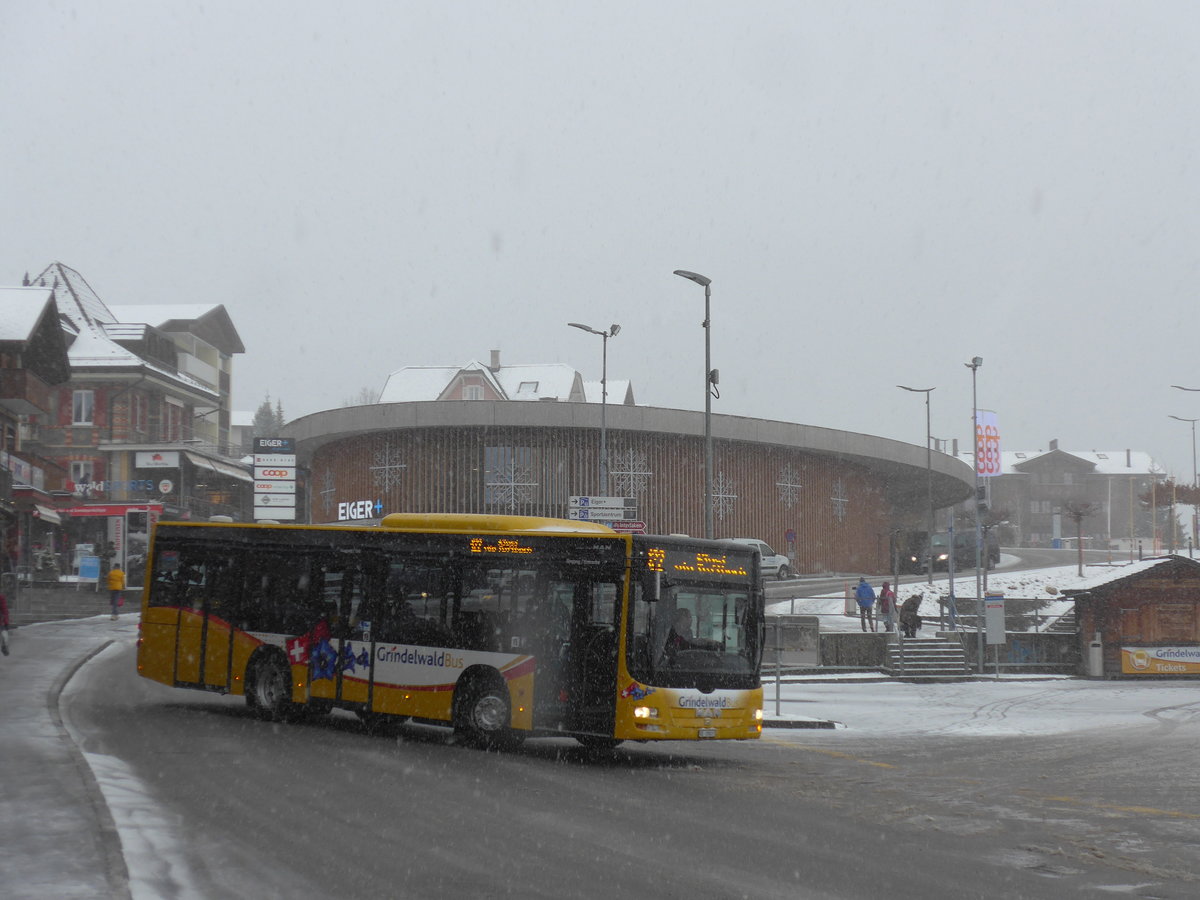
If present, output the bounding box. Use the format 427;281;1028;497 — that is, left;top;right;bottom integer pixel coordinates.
634;706;659;719
754;708;764;721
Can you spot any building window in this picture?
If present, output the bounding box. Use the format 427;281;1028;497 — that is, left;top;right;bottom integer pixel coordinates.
131;393;146;435
71;460;96;493
464;385;484;400
164;399;184;441
72;390;95;425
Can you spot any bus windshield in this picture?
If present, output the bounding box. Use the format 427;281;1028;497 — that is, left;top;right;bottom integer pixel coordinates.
626;542;762;690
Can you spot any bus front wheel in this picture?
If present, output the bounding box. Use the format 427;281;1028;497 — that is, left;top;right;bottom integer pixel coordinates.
247;654;294;721
454;679;522;750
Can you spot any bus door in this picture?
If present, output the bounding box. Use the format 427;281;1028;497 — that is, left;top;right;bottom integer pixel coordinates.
308;556;371;707
566;579;621;735
168;549;238;689
196;553;240;692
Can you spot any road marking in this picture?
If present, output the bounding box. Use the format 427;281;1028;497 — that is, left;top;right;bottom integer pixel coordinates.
1037;794;1200;820
761;737;896;768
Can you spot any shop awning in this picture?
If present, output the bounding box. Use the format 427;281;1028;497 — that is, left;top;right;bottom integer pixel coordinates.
185;452;253;484
33;504;62;526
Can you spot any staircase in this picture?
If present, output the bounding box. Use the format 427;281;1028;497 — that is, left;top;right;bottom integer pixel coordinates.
886;636;973;681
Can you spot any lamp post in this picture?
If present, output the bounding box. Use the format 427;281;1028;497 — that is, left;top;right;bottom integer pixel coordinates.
674;269;715;539
965;356;984;674
568;321;620;495
1168;412;1198;552
898;385;936;585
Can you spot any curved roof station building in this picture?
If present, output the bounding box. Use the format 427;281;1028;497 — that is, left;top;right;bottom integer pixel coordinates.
285;356;974;575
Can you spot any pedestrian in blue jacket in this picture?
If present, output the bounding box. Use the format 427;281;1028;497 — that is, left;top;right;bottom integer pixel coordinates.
855;577;876;632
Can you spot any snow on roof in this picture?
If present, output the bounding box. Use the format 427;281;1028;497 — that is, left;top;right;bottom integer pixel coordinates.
954;448;1160;476
230;410;254;428
380;360;587;403
582;379;633;404
107;303;224;325
25;265;217;397
0;287;55;342
379;366;464;402
30;262;115;328
494;363;579;400
1063;555;1199;594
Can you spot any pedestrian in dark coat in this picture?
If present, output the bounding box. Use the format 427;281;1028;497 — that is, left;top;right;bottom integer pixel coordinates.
899;594;922;638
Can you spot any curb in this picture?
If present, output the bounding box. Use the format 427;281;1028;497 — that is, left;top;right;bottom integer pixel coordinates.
50;640;133;900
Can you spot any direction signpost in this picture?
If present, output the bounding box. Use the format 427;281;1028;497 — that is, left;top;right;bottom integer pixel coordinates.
253;438;297;521
567;495;636;522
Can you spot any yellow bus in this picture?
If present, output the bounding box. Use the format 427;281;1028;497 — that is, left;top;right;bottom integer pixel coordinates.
136;513;764;749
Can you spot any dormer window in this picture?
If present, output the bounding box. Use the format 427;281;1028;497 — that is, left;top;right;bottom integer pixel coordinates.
464;385;484;400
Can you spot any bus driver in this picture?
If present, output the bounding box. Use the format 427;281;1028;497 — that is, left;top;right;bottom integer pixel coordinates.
664;608;720;664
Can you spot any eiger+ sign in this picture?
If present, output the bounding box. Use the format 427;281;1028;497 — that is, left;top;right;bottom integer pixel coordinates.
254;437;295;453
338;500;379;521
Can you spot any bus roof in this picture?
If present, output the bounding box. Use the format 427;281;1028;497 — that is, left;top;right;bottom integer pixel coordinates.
379;512;616;535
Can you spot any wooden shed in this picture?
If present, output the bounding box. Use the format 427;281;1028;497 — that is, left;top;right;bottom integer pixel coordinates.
1065;556;1200;677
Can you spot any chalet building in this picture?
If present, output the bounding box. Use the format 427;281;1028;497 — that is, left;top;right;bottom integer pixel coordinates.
14;263;250;582
954;440;1164;550
0;286;72;575
1067;556;1200;677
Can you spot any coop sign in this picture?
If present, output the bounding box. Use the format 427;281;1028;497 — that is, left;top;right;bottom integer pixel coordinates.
338;499;382;521
1122;646;1200;675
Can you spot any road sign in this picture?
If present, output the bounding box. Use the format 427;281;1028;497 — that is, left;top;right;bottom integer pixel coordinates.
609;520;646;533
568;495;635;509
568;507;632;520
254;493;296;507
254;466;296;480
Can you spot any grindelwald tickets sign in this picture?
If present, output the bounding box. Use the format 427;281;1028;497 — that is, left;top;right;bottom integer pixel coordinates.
975;410;1001;477
1122;646;1200;675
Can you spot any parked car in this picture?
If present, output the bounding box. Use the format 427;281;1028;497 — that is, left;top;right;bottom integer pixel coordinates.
727;538;792;579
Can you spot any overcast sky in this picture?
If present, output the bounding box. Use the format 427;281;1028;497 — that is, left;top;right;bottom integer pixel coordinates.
2;2;1197;478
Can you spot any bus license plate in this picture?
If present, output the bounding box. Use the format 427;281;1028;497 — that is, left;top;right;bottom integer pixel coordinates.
698;728;717;738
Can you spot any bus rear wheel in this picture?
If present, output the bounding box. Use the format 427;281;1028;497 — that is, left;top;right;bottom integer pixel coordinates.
247;654;295;721
455;680;522;750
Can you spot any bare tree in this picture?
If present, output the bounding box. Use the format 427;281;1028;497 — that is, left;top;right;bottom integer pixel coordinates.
1061;501;1101;576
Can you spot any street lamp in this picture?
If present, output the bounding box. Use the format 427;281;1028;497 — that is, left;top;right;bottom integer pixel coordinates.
1169;413;1198;553
898;385;936;585
568;321;620;495
674;269;716;539
965;356;984;674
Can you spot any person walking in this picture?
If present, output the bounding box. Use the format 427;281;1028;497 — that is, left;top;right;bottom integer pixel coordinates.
899;594;922;638
107;565;125;621
854;577;876;632
878;581;897;633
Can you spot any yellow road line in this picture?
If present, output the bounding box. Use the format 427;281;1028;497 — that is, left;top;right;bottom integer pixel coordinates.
761;737;896;768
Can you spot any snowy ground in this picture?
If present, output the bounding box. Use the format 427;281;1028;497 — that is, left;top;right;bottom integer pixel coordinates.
6;579;1199;898
766;556;1142;632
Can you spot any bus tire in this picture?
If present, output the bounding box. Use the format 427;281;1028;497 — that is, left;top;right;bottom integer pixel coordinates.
454;676;521;750
246;652;295;721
